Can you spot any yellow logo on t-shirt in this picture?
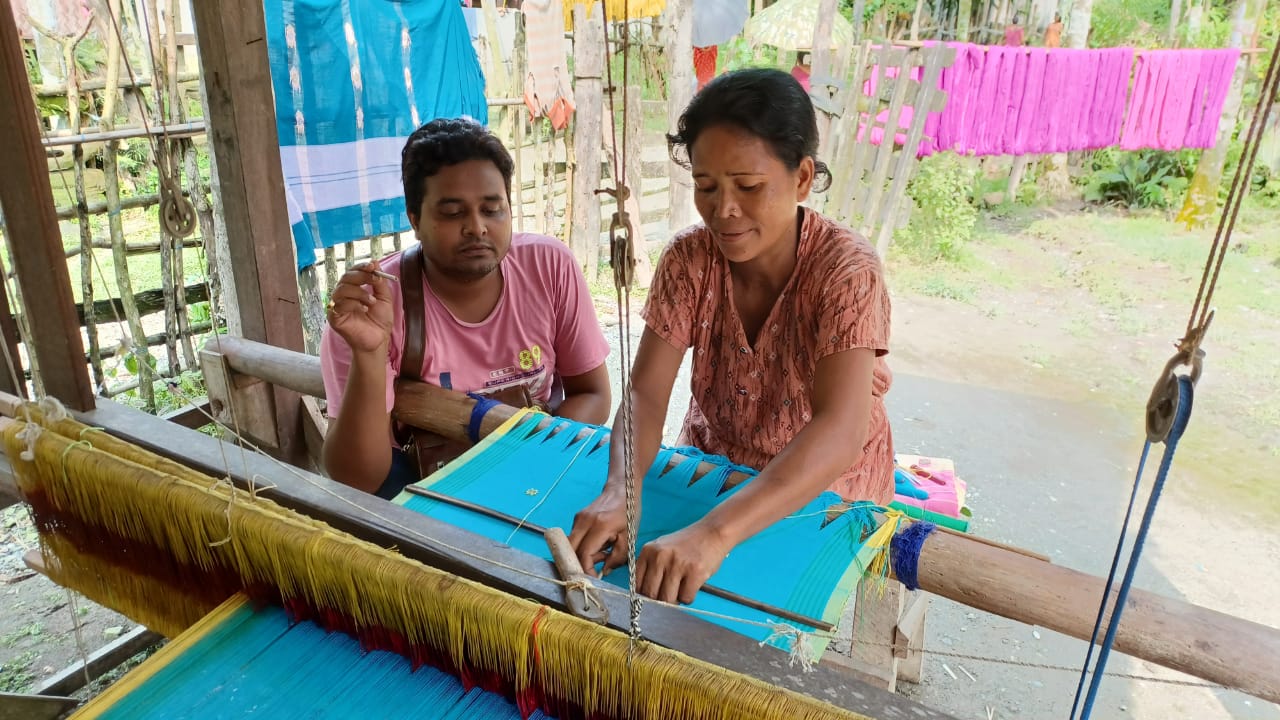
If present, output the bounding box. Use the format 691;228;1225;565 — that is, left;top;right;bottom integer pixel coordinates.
517;344;543;371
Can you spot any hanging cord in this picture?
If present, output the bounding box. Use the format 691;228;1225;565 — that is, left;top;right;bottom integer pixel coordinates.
1071;36;1280;720
1176;34;1280;388
596;4;643;656
1071;378;1194;720
105;3;195;239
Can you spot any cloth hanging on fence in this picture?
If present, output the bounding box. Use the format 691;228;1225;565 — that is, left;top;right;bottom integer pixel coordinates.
1120;49;1240;151
263;0;489;270
694;46;719;91
523;0;575;129
910;43;1132;157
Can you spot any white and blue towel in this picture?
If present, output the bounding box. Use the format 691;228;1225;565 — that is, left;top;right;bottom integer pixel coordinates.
264;0;489;269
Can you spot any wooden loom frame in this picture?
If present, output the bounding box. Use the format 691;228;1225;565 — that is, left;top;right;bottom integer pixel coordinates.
0;0;1278;714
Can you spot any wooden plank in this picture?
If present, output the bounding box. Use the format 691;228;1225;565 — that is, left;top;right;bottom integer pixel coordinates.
661;0;695;232
189;0;305;462
874;46;948;255
857;46;918;239
0;453;19;509
0;245;25;399
0;692;78;720
300;394;328;474
33;626;161;698
0;3;94;410
160;399;212;430
202;335;325;399
199;345;280;452
52;398;953;720
843;42;894;224
73;283;209;326
570;3;604;277
825;41;873;215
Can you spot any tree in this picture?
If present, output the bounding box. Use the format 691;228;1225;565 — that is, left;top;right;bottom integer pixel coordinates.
1039;0;1094;198
1176;0;1266;228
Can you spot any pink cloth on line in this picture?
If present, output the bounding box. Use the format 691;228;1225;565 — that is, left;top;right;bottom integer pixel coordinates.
320;234;610;433
860;42;1150;158
1120;49;1240;151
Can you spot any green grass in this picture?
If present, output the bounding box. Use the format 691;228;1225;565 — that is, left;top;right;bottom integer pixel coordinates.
0;650;38;692
62;208;209;306
890;201;1280;521
2;623;44;647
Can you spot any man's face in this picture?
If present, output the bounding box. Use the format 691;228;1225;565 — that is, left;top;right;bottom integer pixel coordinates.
409;159;512;282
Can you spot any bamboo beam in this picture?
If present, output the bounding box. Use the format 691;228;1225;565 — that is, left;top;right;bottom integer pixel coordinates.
204;336;1280;704
0;0;94;411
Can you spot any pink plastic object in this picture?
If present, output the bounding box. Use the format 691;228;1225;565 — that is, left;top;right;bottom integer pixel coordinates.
893;456;967;520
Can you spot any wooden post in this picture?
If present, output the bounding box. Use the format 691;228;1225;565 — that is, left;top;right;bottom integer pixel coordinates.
911;0;926;40
957;0;972;40
190;1;305;461
570;3;604;278
624;84;653;287
0;0;94;410
809;0;840;146
662;0;695;232
0;261;26;399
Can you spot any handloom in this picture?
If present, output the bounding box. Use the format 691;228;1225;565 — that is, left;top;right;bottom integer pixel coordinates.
0;402;904;720
397;409;897;659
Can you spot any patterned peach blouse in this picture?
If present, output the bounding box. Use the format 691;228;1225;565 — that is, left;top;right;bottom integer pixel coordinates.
642;207;895;505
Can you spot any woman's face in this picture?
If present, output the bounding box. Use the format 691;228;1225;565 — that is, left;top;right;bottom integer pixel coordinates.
688;124;814;264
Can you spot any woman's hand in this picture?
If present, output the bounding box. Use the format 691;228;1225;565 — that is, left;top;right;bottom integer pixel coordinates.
635;522;730;605
568;486;636;577
327;263;395;354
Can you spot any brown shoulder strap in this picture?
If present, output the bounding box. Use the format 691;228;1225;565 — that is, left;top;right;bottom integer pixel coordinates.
398;245;427;381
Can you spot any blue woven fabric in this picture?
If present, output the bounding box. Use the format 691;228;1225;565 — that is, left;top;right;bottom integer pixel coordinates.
95;602;545;719
263;0;489;269
400;415;882;656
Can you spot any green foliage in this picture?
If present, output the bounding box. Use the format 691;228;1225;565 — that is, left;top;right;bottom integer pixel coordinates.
899;153;979;261
717;36;779;73
0;650;38;692
1090;0;1171;48
114;369;208;417
1083;148;1196;209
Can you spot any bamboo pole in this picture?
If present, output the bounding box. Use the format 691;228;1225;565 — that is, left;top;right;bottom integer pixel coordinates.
166;0;195;371
47;18;106;392
97;0;154;409
143;0;179;374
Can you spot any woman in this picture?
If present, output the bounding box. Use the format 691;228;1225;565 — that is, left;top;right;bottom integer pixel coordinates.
568;68;894;605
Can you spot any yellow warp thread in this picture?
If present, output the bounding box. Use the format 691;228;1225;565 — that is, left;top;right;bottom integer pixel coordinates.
36;532;211;638
2;413;873;720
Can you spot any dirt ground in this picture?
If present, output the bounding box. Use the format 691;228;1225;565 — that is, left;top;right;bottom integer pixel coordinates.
2;204;1278;718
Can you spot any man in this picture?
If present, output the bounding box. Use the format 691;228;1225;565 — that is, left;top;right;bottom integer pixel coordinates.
1003;15;1025;46
321;117;611;498
790;51;812;93
1044;13;1063;48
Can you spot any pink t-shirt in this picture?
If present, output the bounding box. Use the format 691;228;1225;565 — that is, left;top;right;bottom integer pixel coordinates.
320;233;610;424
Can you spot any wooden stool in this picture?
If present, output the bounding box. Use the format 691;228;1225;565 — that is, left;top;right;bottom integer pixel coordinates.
820;579;930;692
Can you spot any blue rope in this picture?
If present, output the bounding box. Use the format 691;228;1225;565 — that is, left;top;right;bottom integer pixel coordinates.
465;392;502;444
1071;375;1194;720
890;520;936;591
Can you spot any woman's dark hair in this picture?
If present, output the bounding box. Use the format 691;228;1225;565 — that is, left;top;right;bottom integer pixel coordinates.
667;68;832;193
401;117;515;216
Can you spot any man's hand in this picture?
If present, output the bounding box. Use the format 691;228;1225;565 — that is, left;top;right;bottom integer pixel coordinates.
327;262;395;354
